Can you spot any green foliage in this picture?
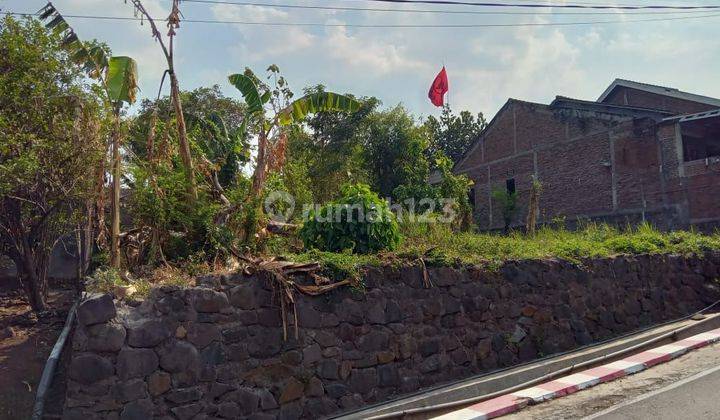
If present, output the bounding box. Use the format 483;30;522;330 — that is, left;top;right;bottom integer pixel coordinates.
229;67;361;125
125;84;252;263
289;249;381;282
363;106;432;199
0;16;107;309
424;104;487;163
400;222;720;267
299;184;401;253
279;91;361;126
602;222;670;254
39;4;138;106
270;222;720;277
491;187;519;231
89;267;124;291
106;56;138;104
128;162;233;261
189;111;250;188
227;73;264;114
435;153;474;229
264;163;313;223
129;86;250;167
287;89;378;202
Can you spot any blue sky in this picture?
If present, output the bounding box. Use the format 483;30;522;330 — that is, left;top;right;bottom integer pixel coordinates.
3;0;720;120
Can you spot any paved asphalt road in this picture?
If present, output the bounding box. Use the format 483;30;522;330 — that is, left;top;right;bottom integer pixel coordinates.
507;342;720;420
586;365;720;420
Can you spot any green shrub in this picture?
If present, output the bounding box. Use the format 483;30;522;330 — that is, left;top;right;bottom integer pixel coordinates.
603;223;669;254
491;187;518;232
299;183;401;253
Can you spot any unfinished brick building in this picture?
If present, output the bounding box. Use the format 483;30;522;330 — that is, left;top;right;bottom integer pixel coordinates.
454;79;720;231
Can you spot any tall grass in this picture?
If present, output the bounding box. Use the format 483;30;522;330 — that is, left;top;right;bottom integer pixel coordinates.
395;221;720;266
97;222;720;296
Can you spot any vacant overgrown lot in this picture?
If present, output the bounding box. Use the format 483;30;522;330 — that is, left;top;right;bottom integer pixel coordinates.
89;222;720;297
274;222;720;279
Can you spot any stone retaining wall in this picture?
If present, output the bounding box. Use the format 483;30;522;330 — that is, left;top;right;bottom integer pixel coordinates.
63;253;720;419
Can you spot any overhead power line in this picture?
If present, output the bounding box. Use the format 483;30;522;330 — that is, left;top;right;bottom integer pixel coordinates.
3;10;720;28
183;0;717;16
338;0;720;10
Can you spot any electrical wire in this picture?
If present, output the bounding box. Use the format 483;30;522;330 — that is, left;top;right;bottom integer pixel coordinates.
3;10;720;28
337;0;720;10
182;0;718;16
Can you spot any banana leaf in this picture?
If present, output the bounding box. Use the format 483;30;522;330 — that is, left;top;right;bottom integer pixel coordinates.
228;74;263;114
279;92;360;126
106;56;138;105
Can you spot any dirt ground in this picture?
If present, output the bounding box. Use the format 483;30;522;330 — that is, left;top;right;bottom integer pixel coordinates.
0;277;76;420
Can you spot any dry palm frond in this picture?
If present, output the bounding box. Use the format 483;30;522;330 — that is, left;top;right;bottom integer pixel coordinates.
267;132;288;172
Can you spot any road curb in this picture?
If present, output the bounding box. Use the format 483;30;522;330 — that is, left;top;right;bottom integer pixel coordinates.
432;327;720;420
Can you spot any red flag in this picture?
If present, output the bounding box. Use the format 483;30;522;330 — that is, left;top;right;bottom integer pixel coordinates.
428;66;448;107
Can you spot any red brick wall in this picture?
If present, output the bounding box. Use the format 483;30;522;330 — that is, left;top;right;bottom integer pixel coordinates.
513;102;568;151
481;103;517;163
613;120;665;211
685;172;720;221
457;101;622;230
537;132;614;219
456;99;720;231
603;87;715;115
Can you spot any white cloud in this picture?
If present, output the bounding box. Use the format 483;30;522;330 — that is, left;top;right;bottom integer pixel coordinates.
321;25;430;75
447;27;585;116
12;0;719;119
210;4;315;61
606;31;714;59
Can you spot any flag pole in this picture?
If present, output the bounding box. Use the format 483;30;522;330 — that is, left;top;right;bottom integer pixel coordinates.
443;61;449;108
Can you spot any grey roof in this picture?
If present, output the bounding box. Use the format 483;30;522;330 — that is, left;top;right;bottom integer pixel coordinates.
551;96;673;120
598;79;720;108
662;108;720;123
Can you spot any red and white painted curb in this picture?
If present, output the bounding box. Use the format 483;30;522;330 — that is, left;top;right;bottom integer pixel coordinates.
432;327;720;420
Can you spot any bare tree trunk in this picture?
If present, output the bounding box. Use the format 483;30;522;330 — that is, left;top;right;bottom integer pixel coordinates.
169;71;198;201
110;116;121;268
18;241;47;312
251;131;269;199
82;201;94;278
77;202;93;293
94;147;108;251
238;131;270;243
76;227;82;283
128;0;196;200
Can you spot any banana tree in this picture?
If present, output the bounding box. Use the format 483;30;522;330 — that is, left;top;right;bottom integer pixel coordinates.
228;67;360;201
225;66;360;239
189;112;250;205
125;0;198;202
40;3;138;269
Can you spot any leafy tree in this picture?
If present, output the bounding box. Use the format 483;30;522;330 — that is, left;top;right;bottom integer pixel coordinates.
424;104;487;163
126;87;251;264
126;0;198;201
299;183;400;253
287;86;378;202
130;86;250;171
361;106;432;199
225;65;360;242
39;3;139;269
0;17;106;310
434;154;474;230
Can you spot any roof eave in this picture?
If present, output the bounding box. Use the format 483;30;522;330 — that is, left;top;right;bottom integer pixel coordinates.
598;79;720;108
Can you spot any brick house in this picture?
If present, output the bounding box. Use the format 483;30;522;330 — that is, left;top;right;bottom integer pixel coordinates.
454;79;720;231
